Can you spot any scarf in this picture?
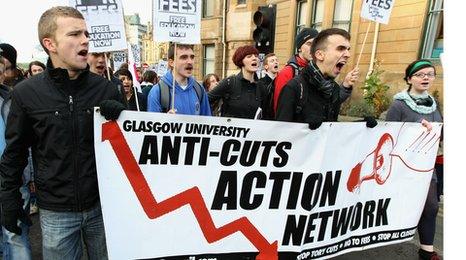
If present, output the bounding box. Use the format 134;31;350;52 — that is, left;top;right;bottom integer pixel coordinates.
393;90;437;114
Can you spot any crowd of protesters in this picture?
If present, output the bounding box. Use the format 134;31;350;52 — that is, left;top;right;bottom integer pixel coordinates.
0;5;442;260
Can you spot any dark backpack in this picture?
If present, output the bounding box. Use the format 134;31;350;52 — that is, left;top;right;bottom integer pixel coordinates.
220;75;264;118
263;61;302;119
158;80;204;112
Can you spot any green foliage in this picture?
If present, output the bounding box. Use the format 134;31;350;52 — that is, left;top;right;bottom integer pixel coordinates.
361;61;390;118
346;100;375;118
431;89;443;113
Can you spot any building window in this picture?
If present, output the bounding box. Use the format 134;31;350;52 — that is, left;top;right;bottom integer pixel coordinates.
333;0;353;32
296;0;308;35
203;45;215;76
421;0;443;59
311;0;324;31
237;0;246;5
202;0;214;18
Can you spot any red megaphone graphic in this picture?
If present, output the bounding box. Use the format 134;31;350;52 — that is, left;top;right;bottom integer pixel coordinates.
347;133;394;192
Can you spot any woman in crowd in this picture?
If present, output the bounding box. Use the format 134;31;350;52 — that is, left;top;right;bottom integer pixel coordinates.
141;70;158;99
385;59;442;260
115;68;147;111
208;45;266;119
203;73;220;91
27;60;46;77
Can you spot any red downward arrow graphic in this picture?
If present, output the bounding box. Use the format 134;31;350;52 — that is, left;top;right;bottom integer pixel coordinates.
101;121;278;259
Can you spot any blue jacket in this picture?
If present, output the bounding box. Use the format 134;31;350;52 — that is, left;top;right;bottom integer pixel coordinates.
147;71;212;116
0;83;33;185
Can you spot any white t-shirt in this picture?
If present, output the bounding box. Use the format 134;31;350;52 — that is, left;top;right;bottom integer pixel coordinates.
179;84;188;90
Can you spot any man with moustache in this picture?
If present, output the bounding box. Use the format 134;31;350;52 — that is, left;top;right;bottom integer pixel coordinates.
147;43;211;115
276;28;376;129
0;6;125;259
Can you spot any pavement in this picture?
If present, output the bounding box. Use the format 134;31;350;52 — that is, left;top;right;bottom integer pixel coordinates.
21;198;442;260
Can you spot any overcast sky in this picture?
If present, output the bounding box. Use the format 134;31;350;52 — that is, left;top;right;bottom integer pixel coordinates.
1;0;151;63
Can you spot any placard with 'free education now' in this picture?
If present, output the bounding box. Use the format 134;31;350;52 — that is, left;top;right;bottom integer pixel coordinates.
153;0;201;44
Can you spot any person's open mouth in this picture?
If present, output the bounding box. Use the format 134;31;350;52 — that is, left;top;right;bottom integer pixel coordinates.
78;49;88;58
335;60;347;74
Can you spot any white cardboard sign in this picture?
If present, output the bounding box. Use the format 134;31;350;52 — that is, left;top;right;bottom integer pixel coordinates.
152;0;201;44
361;0;395;24
70;0;127;52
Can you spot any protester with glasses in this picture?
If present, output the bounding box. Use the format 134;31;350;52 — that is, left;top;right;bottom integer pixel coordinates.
386;59;442;260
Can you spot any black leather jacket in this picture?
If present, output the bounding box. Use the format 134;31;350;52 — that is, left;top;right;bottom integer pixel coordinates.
0;59;123;212
276;63;352;123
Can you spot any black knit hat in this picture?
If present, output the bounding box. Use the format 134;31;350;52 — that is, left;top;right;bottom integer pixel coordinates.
0;43;17;69
295;28;319;50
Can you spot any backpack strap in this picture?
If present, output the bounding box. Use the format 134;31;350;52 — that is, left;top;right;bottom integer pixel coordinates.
224;76;235;100
192;81;204;105
295;78;306;116
220;75;236;116
158;80;170;112
288;61;301;78
159;80;204;112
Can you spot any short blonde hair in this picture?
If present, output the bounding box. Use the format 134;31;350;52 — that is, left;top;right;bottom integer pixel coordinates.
38;6;84;54
263;53;276;65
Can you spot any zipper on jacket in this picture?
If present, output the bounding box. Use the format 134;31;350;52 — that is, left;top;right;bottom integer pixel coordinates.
69;95;81;211
69;96;74;112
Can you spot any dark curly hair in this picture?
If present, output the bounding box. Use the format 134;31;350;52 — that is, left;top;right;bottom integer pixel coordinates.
114;68;132;81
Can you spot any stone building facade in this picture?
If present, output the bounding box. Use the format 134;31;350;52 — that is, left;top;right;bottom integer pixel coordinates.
194;0;443;105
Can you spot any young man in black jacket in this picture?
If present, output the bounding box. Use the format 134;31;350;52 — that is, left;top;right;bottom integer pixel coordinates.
0;6;125;259
276;28;376;129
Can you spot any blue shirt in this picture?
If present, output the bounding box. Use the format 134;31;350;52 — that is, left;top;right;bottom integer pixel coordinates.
147;71;212;116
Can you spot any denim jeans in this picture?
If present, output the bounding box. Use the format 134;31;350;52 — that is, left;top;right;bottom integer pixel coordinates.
39;202;108;260
1;184;32;260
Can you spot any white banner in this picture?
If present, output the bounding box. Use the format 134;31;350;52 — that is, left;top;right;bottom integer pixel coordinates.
361;0;395;24
70;0;127;52
152;0;201;44
94;111;441;260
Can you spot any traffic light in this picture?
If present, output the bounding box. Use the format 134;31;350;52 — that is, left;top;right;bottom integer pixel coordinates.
253;5;276;54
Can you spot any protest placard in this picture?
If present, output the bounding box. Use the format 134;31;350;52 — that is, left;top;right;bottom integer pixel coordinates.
70;0;127;52
112;51;126;70
152;0;201;44
95;111;441;260
361;0;395;24
131;44;141;67
156;60;169;77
